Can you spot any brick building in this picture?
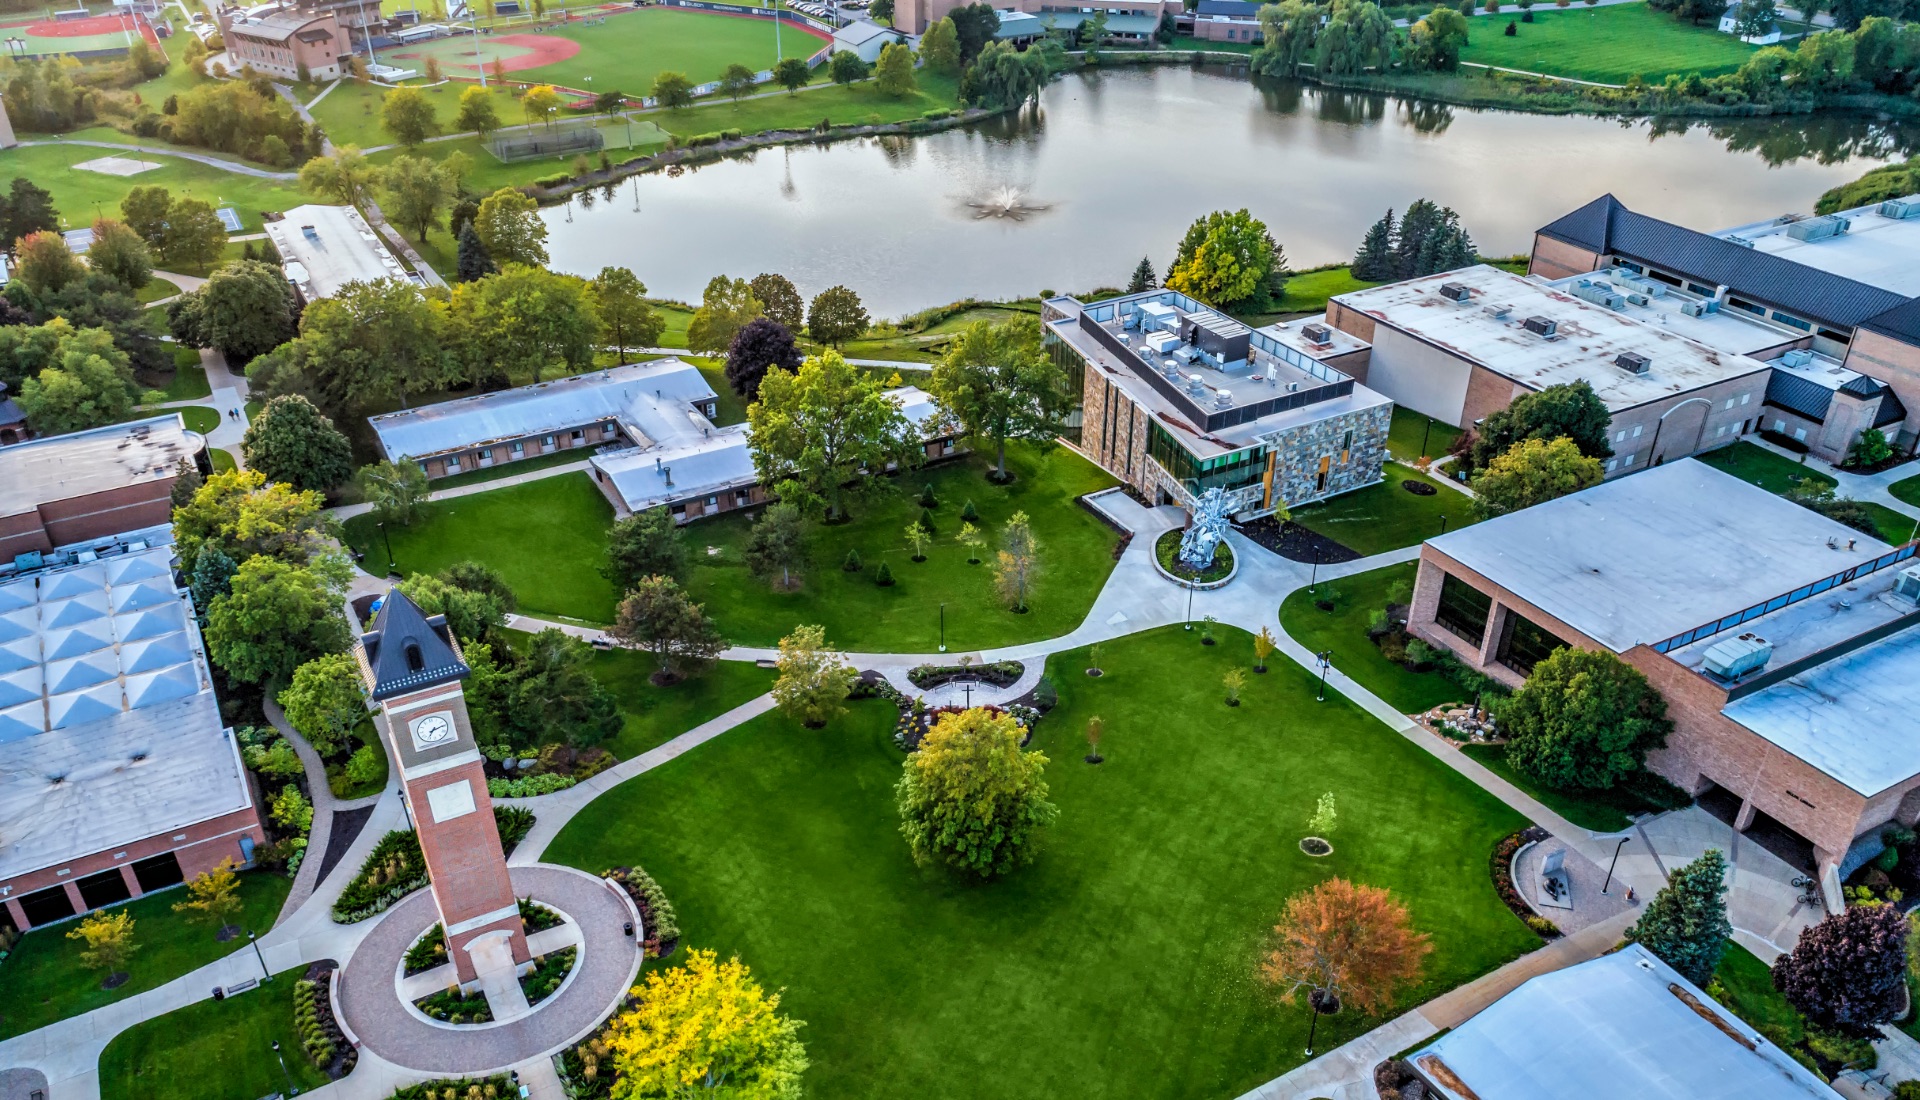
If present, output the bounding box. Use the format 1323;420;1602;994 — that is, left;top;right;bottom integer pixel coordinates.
1407;459;1920;908
1187;0;1262;43
0;538;265;933
0;414;206;564
893;0;1179;38
220;8;348;81
1044;290;1390;520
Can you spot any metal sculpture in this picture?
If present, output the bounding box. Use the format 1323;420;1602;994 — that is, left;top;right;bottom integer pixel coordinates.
1179;488;1232;570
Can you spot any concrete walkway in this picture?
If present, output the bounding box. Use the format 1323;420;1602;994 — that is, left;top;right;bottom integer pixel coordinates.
330;459;594;521
1743;434;1920;529
16;139;300;179
264;698;387;921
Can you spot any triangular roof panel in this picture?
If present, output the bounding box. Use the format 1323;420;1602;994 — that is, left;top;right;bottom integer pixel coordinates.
0;701;41;741
44;594;108;628
48;686;121;730
360;588;469;701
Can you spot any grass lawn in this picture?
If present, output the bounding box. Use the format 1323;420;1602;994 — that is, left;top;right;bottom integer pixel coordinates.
1288;462;1475;556
137;345;212;403
677;444;1120;650
1890;472;1920;512
581;645;778;759
0;136;308;240
544;625;1539;1099
645;72;962;141
692;359;750;426
98;966;332;1100
529;8;831;91
1270;265;1379;316
839;304;1043;364
1278;562;1464;714
211;447;238;472
174;405;221;434
1388;406;1462;464
1699;441;1914;543
1714;941;1804;1044
344;472;620;623
1458;3;1758;84
0;872;293;1040
427;446;591;490
1458;743;1656;833
309;81;522;152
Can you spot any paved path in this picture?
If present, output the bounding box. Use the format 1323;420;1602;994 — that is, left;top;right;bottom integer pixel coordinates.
264;699;387;921
16;139;300;179
331;459;593;521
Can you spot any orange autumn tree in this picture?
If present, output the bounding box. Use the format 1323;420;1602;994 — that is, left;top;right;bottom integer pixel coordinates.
1260;878;1432;1018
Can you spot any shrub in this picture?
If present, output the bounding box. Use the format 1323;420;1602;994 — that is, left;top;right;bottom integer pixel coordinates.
520;945;577;1005
390;1076;513;1099
1033;676;1058;710
292;977;340;1067
908;660;1024;688
404;923;447;975
331;807;531;922
533;172;572;187
486;773;577;798
605;865;681;957
874;562;895;586
843;548;863;572
923;108;954;120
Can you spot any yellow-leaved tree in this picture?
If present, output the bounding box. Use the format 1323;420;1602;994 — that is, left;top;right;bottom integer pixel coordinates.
604;949;807;1100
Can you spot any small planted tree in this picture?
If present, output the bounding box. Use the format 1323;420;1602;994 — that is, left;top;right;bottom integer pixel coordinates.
873;561;895;587
1085;715;1104;763
173;858;245;940
1087;643;1104;677
744;501;809;591
1308;792;1337;840
957;522;984;564
610;576;727;685
1261;878;1430;1046
843;548;863;573
1773;902;1911;1037
1627;848;1730;987
896;707;1058;877
993;511;1039;612
278;652;367;757
1254;626;1276;673
68;910;139;988
1223;667;1246;707
772;624;858;728
904;521;932;563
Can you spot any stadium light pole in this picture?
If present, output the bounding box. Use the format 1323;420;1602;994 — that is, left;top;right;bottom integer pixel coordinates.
470;2;487;88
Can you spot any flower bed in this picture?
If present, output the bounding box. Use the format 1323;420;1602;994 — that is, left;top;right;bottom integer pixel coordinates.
390;1075;512;1099
414;984;494;1025
404;924;447;977
488;772;578;798
521;946;577;1006
1154;528;1235;583
293;963;355;1078
605;866;680;959
520;897;566;933
907;660;1024;689
1491;826;1560;941
333;807;537;923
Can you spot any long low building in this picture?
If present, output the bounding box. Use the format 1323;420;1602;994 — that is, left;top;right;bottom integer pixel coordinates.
1409;459;1920;905
263;204;421;301
0;415;205;563
0;534;265;933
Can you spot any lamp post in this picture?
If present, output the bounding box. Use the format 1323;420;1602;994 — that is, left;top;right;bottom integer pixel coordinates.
248;930;270;981
1304;989;1337;1057
1602;836;1631;895
271;1040;298;1096
1438;513;1449;536
1420;415;1433;459
962;681;973;709
1314;649;1332;703
1308;546;1320;593
1184;577;1195;630
377;520;396;576
938;603;946;653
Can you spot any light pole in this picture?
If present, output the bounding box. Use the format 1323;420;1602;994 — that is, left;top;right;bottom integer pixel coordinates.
962;681;973;709
1438;513;1449;536
938;603;946;653
271;1040;299;1096
1602;836;1631;894
1183;576;1195;630
1304;989;1336;1057
1420;415;1433;459
377;520;396;576
248;930;270;981
1308;546;1320;593
1314;649;1332;702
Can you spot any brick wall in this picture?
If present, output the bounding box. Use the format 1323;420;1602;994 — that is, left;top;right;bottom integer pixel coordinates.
1528;235;1604;281
1843;329;1920;450
0;804;267;929
0;479;176;558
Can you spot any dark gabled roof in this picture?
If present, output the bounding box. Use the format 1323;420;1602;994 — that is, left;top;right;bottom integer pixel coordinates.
1195;0;1261;14
1840;374;1887;399
1875;385;1909;429
1537;194;1916;333
0;397;22;426
359;587;469;702
1862;298;1920;344
1763;370;1832;424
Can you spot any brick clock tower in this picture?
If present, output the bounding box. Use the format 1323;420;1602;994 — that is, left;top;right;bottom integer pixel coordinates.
356;589;528;985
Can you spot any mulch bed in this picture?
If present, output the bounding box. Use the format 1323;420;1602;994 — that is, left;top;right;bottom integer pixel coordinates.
1491;826;1560;940
1402;479;1437;496
1237;517;1361;564
315;804;375;886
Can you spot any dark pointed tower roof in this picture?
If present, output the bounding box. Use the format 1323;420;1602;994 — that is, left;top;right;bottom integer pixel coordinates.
1536;193;1627;253
358;587;470;701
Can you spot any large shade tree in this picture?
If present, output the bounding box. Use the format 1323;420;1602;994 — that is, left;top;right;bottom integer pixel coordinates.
1773;903;1910;1038
747;351;921;521
1165;209;1285;312
603;949;808;1100
167;259;300;364
1495;647;1672;791
927;315;1073;481
204;555;351;687
610;575;728;684
1470;436;1605;518
1260;878;1432;1025
896;706;1058;877
1465;380;1614;474
241;395;355;492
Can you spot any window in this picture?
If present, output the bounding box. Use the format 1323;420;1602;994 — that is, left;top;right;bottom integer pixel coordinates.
130;852;184;892
445;456;462;473
1614;429;1626;443
1606;458;1617;472
1647;270;1683;288
1685;281;1713;295
510;441;525;455
77;868;132;910
1794;427;1807;442
706;496;718;507
1728;296;1765;317
19;885;76;928
1716;425;1727;436
1740;393;1750;405
1316;455;1330;493
603;422;618;437
1435;574;1493;647
1723;399;1735;410
542;434;556;447
1496;612;1569;676
1817;328;1852;345
1771;311;1812;332
571;429;585;443
1773;418;1786;432
1631;425;1642;438
1622;452;1636;467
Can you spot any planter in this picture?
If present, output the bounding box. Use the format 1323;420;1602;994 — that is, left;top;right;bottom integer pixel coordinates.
1085;668;1103;677
1152;528;1238;589
1300;837;1333;857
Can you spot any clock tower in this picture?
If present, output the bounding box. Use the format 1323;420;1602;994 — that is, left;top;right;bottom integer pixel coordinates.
355;588;528;985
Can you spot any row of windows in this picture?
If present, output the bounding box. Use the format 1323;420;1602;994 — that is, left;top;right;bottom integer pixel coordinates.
1434;573;1567;676
434;424;615;473
1618;259;1849;343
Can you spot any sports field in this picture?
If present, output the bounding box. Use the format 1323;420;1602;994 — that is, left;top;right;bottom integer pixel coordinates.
0;10;161;59
387;8;828;91
1458;2;1759;85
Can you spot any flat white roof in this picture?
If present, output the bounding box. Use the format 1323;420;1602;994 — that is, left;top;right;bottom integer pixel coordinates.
1427;459;1887;653
1416;944;1837;1100
263;205;410;300
0;415;194;520
1334;265;1771;412
1716;199;1920;298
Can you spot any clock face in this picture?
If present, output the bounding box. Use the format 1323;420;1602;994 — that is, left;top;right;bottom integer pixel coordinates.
410;712;457;751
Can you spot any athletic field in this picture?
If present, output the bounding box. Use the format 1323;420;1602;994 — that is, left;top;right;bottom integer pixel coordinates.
387;7;827;92
1458;3;1759;85
0;10;161;60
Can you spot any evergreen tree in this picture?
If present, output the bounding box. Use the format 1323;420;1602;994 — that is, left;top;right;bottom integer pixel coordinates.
1351;210;1395;281
455;222;496;283
189;546;237;618
1627;849;1730;987
1127;256;1157;293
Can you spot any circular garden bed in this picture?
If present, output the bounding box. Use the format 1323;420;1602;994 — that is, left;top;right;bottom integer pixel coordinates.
1154;528;1235;584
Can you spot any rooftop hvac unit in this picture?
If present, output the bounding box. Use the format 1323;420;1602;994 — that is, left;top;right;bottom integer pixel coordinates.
1703;633;1773;680
1680;301;1707;318
1186;374;1206;398
301;225;319;239
1895;565;1920;604
1879;196;1920;220
1627;293;1649;307
1786;215;1850;242
1726;235;1756;249
1615;352;1651;376
1523;316;1558;338
1301;323;1333;347
1781;348;1814;368
1571;281;1627;310
1482;303;1512;320
1214;392;1234;409
1438;282;1472;303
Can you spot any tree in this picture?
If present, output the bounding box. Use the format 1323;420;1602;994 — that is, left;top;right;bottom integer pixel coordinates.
1307;792;1337;837
903;520;932;562
828;50;870;86
1127;256;1157;293
357;459;431;526
744;501;809;590
1466;381;1612;473
472;187;550;268
871;0;895;21
168;260;298;363
588;266;665;362
288;278;451;414
277;652;367;756
748;351;921;520
604;948;808;1100
1260;878;1432;1019
1314;0;1397;75
508;628;624;748
806;285;868;347
381;85;440;148
12;320;143;434
189;546;237;620
611;575;727;684
687;275;764;355
204;556;350;687
772;623;857;728
1254;0;1329;76
748;273;805;332
1386;198;1476;280
381;155;454;242
456;223;497;283
957;521;985;564
651;70;695;109
120;185;174;251
67;910;138;984
1351;210;1396;281
961;40;1049;109
774;56;811;94
1406;5;1470;71
444;265;598;387
2;177;59;249
400;566;516;645
1081;8;1110;54
721;62;757;103
929;316;1073;481
949;2;1001;61
604;506;689;589
1773;903;1910;1038
875;42;918;97
153;197;227;275
86;219;153;291
1254;626;1276;672
1733;0;1777;37
242;395;354;492
172;858;245;937
725;317;804;399
455;84;502;137
172;468;335;570
424;55;442;83
1495;646;1672;792
1846;427;1894;469
921;17;962;74
1166;209;1284;311
521;84;563;130
993;510;1038;611
1627;849;1730;987
896;706;1057;877
12;231;84;296
298;146;379;208
1470;436;1604;518
171;456;206;512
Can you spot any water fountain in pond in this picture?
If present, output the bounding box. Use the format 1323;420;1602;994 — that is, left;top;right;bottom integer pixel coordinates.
965;185;1051;221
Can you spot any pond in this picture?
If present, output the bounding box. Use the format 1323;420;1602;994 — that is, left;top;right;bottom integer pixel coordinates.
542;65;1920;316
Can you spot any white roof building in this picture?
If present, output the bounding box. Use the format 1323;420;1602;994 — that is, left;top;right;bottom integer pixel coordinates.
264;204;417;300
